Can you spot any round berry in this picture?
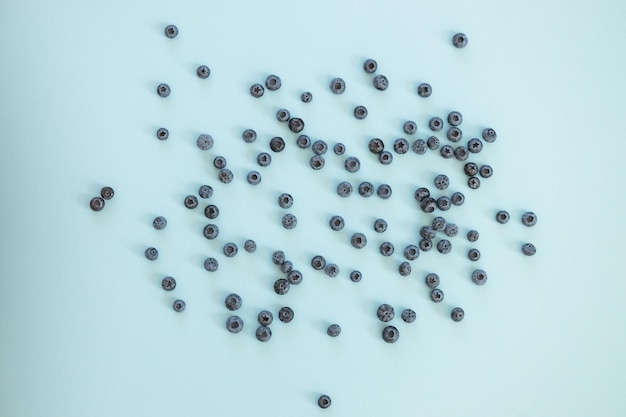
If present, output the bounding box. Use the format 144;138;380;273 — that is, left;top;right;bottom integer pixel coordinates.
173;299;186;312
417;83;432;97
363;58;377;73
250;83;264;98
429;117;443;132
482;128;497;142
278;193;294;209
153;216;167;230
247;171;261;185
379;242;394;257
350;233;367;249
404;245;419;261
354;105;368;120
156;127;169;140
451;307;465;322
377;184;392;199
288;117;305;133
274;278;290;295
203;224;219;240
327;324;341;337
311;255;326;270
281;214;297;229
403;121;417;135
244;239;257;253
301;91;313;103
276;109;290;123
265;74;282;91
430;288;444;303
318;395;332;409
157;83;171;97
467;230;479;242
258;310;273;326
90;196;105;211
368;138;384;154
329;77;346;94
496;210;510;224
373;74;389;91
425;273;440;288
145;247;158;261
225;293;242;311
296;135;311;149
377;304;395;322
256;325;272;342
329;215;345;231
196;65;210;79
242;129;257;143
401;309;416;323
393;138;409;154
350;270;362;282
226;316;243;333
358;181;374;197
164;25;178;38
522;243;537;256
382;326;399;343
522;211;538;227
373;218;388;233
471;269;488;285
161;276;176;291
279;306;294;323
398;262;411;276
223;242;238;257
452;32;468;48
204;257;218;272
269;136;286;152
468;248;481;261
344;157;361;173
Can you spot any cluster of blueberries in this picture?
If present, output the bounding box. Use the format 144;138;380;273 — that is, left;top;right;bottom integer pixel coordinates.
88;25;537;409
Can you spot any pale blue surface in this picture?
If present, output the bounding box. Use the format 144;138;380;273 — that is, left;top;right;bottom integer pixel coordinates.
1;1;626;416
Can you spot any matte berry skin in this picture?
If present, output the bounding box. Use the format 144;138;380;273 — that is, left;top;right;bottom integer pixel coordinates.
430;288;444;303
278;193;294;209
318;395;332;409
213;156;227;169
432;217;446;231
334;143;345;155
482;128;497;142
272;251;286;265
350;270;362;282
244;239;257;253
247;171;261;185
153;216;167;230
479;165;493;178
301;92;313;103
276;109;290;123
204;205;219;219
401;309;416;323
345;157;361;173
429;117;444;132
164;25;178;38
161;276;176;291
156;127;169;140
440;145;454;159
329;78;346;94
522;212;538;227
274;278;290;295
374;218;388;233
354;105;368;119
447;127;462;143
226;316;243;333
398;262;411;276
242;129;257;143
90;197;105;211
288;118;304;133
420;198;436;213
278;307;294;323
198;185;213;199
452;32;468;48
377;304;395;322
425;273;440;289
280;260;293;273
444;223;458;238
448;111;463;126
467;230;479;242
414;187;431;202
310;155;325;170
427;136;439;150
368;138;384;154
350;233;367;249
204;257;218;272
373;74;389;91
471;269;488;285
257;152;272;167
454;146;469;161
417;83;432;97
496;210;510;224
437;239;452;254
329;215;345;231
196;65;210;79
327;324;341;337
451;307;465;322
223;243;238;257
269;137;286;152
336;182;353;197
287;270;303;285
312;140;328;155
203;224;219;240
358;181;374;197
468;138;483;153
145;247;158;261
434;174;449;190
412;139;427;154
325;264;339;278
184;195;198;209
404;245;419;261
420;226;436;240
393;138;409;154
173;299;186;312
379;242;395;256
377;184;392;199
419;239;433;252
468;177;481;189
403;121;417;135
379;151;393;165
258;310;273;325
250;83;264;98
468;248;481;261
157;83;171;97
464;162;478;177
265;74;282;91
297;135;311;149
225;293;242;311
522;243;537;256
311;255;326;270
256;326;272;342
363;58;377;73
382;326;399;343
100;186;114;200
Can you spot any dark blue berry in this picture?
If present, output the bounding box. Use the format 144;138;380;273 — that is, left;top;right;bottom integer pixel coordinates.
412;139;427;154
377;184;392;199
311;255;326;270
429;117;444;132
404;244;419;261
213;156;227;169
354;105;368;119
242;129;257;143
272;250;286;265
279;306;294;323
270;136;286;152
379;242;394;257
420;197;436;213
373;74;389;91
325;263;339;277
419;239;433;251
301;91;313;103
161;276;176;291
430;288;444;302
452;32;468;48
482;128;497;142
420;226;436;240
468;248;481;261
265;74;282;91
496;210;510;224
247;171;261;185
153;216;167;230
468;176;480;189
464;162;478;176
399;262;411;276
164;25;178;38
522;212;537;227
217;169;233;184
329;78;346;94
280;261;293;274
436;239;452;254
444;223;458;237
393;138;409;154
156;127;169;140
451;307;465;322
363;58;377;73
333;143;346;155
374;218;388;233
258;310;273;325
278;193;294;209
318;395;332;409
288;117;305;133
204;204;219;219
471;269;487;285
329;215;345;231
414;187;430;202
274;278;290;295
244;239;257;253
250;83;264;98
196;65;210;79
401;309;416;323
198;185;213;199
296;135;311;149
257;152;272;167
432;217;446;231
226;316;243;333
173;299;185;312
403;121;417;135
434;174;449;190
467;138;483;153
204;257;218;272
368;138;384;154
184;195;198;209
425;273;440;288
327;324;341;337
447;127;462;142
310;155;325;170
100;186;114;200
225;293;242;311
427;136;440;150
521;243;537;256
358;181;374;197
350;270;362;282
223;243;238;257
256;326;272;342
336;181;353;197
276;109;290;123
440;145;454;159
145;247;158;261
90;197;105;211
417;83;432;97
467;230;479;242
382;326;399;343
157;83;170;97
344;157;361;173
350;233;367;249
479;165;493;178
379;151;393;165
203;224;219;240
436;197;452;213
312;140;328;155
447;111;463;126
454;146;469;161
287;270;303;285
377;304;395;322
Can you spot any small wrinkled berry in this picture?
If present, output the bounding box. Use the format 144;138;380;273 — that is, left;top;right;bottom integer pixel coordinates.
522;243;537;256
444;223;458;237
379;242;395;257
281;214;297;229
432;217;446;231
434;174;449;190
414;187;431;202
430;288;444;303
244;239;257;253
417;83;432;97
301;91;312;103
368;138;385;154
425;273;440;288
217;169;233;184
325;263;339;278
464;162;478;177
272;250;286;265
280;261;293;274
382;325;399;343
412;139;427;154
373;74;389;91
420;197;437;213
398;261;411;276
468;248;481;261
420;226;436;240
451;307;465;322
329;77;346;94
377;304;395;322
436;239;452;254
436;195;451;211
184;195;198;209
198;185;213;199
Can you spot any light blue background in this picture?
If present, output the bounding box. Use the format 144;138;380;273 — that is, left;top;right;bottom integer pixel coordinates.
1;1;625;416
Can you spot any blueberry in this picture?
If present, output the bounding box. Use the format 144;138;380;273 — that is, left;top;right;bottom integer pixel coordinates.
204;257;218;272
310;155;325;170
404;244;419;261
247;171;262;185
90;196;105;211
451;307;465;322
258;310;274;325
377;304;395;322
329;215;345;231
288;118;305;133
265;74;282;91
464;162;478;176
393;138;409;154
325;263;339;277
479;165;493;178
467;138;483;153
223;243;238;257
244;239;257;253
329;77;346;94
440;145;454;159
425;273;440;288
280;261;293;274
354;105;368;120
217;169;233;184
468;248;481;261
429;117;444;132
447;111;463;126
318;395;332;409
274;278;290;295
382;326;399;343
379;151;393;165
270;136;286;153
195;64;210;79
312;140;328;155
358;181;374;197
368;138;385;154
454;146;469;161
374;218;388;233
447;127;463;143
296;135;311;149
471;269;488;285
250;83;264;98
379;242;395;257
398;262;411;276
301;91;313;103
225;293;242;311
344;157;361;173
412;139;427;154
467;230;479;242
436;239;452;254
427;136;440;150
336;181;353;197
482;128;497;142
434;174;449;190
468;177;481;189
276;109;290;123
420;197;437;213
161;276;176;291
417;83;432;97
521;243;537;256
287;270;303;285
377;184;392;199
272;250;286;265
403;121;417;135
350;233;367;249
153;216;167;230
419;239;433;252
173;299;186;312
373;74;389;91
278;306;294;323
278;193;294;209
350;270;362;282
164;25;178;38
496;210;510;224
156;127;169;140
281;214;297;229
198;185;213;199
311;255;326;270
242;129;257;143
430;288;444;303
334;143;346;155
420;226;436;240
100;186;114;200
432;217;446;231
414;187;431;202
213;156;227;169
157;83;171;97
452;32;468;48
444;223;458;237
327;324;341;337
145;247;158;261
203;224;219;240
256;326;272;342
204;204;219;219
522;211;537;227
363;58;378;73
226;316;244;333
257;152;272;167
401;309;416;323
